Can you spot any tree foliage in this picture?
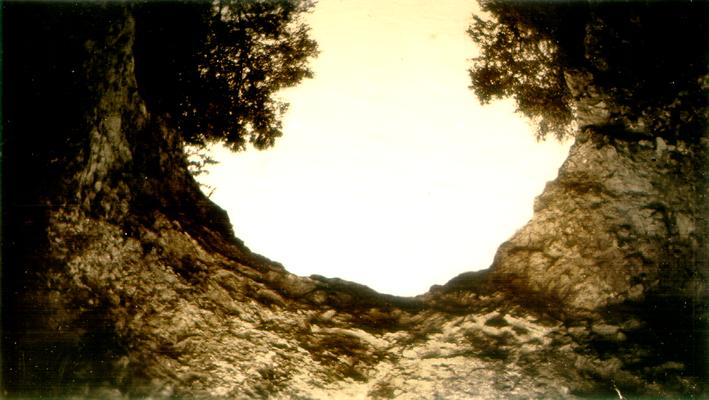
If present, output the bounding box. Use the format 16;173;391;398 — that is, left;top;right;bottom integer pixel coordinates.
133;0;318;151
468;1;709;140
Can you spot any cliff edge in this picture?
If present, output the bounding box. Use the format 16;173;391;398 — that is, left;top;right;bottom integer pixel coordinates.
2;3;706;398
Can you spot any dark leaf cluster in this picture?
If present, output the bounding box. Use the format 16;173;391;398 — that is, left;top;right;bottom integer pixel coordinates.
469;1;709;141
133;0;318;151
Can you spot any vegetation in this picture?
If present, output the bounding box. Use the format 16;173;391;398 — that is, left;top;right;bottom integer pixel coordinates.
133;0;318;152
468;1;708;140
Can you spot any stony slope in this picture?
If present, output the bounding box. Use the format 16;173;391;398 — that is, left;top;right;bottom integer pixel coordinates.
2;4;706;399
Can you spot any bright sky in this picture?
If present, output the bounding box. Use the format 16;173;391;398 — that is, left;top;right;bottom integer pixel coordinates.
198;0;571;297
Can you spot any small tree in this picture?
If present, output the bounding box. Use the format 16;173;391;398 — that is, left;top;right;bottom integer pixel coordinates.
134;0;318;151
468;0;708;141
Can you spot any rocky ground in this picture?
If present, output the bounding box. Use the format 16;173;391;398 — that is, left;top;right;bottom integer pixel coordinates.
2;4;706;399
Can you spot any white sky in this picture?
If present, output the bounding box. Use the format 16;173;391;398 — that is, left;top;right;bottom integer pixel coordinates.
198;0;571;296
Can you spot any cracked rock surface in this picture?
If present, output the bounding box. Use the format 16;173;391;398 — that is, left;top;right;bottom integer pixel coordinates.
3;4;706;399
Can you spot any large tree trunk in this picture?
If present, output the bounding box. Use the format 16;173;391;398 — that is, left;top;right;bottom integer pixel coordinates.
3;4;706;398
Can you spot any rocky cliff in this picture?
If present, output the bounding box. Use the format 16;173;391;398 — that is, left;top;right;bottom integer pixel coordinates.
2;3;706;399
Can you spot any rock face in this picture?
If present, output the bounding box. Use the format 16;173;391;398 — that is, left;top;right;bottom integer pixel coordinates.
491;131;707;311
3;4;706;399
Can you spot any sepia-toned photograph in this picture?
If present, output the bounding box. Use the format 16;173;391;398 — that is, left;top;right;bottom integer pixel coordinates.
2;0;707;398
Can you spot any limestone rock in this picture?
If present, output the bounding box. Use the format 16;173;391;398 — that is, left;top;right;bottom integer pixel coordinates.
490;129;707;312
3;3;706;399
